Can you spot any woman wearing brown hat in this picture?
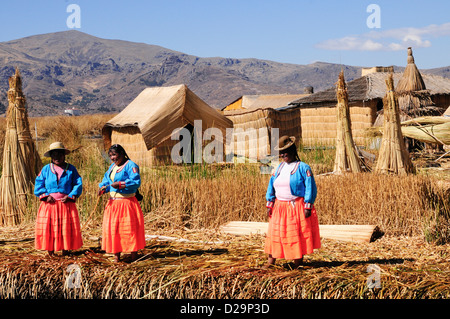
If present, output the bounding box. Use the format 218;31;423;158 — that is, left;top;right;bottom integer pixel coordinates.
34;142;83;257
265;136;321;268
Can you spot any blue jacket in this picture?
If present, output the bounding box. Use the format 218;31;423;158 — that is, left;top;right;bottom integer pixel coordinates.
34;163;83;200
99;160;141;195
266;161;317;209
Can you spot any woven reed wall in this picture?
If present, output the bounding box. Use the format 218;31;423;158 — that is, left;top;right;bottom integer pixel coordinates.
300;101;377;146
109;126;229;166
110;127;174;167
225;108;301;160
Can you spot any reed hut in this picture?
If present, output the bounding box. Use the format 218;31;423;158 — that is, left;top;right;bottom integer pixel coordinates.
333;70;362;173
374;73;414;175
102;85;233;167
395;47;440;119
223;107;301;161
0;68;42;226
288;69;450;147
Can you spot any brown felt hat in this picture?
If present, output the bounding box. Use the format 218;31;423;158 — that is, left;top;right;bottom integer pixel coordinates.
44;142;71;157
275;136;296;151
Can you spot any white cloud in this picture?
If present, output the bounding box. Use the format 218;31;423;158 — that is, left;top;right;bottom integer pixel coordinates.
316;22;450;51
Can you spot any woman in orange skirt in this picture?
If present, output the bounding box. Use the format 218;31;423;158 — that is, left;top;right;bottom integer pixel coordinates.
265;136;321;268
98;144;145;262
34;142;83;257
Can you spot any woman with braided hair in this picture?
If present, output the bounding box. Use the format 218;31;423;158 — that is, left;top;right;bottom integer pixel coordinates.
98;144;145;262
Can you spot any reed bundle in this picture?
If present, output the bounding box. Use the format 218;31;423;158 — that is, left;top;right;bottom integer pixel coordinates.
399;117;450;145
333;70;362;173
374;74;414;175
0;69;42;226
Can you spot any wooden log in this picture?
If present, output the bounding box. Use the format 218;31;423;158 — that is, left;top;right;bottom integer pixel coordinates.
219;221;382;243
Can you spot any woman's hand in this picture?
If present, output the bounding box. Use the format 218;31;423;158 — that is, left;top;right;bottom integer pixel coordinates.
110;181;120;189
304;208;311;218
98;186;106;196
60;195;69;203
267;207;273;218
46;195;55;203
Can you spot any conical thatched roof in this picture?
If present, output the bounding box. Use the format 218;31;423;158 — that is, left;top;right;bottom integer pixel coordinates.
395;47;439;118
396;47;426;93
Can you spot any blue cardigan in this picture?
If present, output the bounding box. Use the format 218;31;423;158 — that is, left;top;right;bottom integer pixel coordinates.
34;163;83;200
99;160;141;195
266;161;317;209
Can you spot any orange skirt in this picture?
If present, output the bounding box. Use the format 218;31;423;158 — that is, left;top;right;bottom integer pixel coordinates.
102;197;146;254
265;197;321;260
35;201;83;251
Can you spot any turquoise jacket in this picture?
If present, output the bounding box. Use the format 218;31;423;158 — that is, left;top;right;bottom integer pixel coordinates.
34;163;82;200
266;161;317;209
99;160;141;195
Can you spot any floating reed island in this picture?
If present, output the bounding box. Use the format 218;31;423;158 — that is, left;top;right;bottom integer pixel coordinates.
0;167;449;299
1;226;449;299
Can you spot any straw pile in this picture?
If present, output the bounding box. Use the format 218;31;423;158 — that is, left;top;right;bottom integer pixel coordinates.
374;74;414;175
333;70;362;173
0;227;449;299
0;68;42;226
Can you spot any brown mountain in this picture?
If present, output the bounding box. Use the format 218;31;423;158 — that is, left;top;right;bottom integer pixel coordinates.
0;30;448;116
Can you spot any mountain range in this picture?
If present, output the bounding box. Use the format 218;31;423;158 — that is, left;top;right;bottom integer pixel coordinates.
0;30;449;116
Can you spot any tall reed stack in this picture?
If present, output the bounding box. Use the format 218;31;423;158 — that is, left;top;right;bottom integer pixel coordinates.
375;73;414;175
0;68;42;226
333;70;362;173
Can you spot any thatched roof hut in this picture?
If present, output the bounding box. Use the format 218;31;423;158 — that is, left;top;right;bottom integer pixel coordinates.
286;69;450;146
395;47;440;119
223;106;301;161
102;84;233;166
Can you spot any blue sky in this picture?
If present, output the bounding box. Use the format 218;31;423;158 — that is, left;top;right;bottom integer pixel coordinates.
0;0;449;69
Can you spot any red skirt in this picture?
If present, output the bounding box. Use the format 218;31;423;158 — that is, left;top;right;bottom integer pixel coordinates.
265;197;321;260
102;197;146;254
35;201;83;251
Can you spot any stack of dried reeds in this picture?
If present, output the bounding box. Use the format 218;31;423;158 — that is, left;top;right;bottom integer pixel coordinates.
0;68;42;226
333;70;362;173
375;73;414;175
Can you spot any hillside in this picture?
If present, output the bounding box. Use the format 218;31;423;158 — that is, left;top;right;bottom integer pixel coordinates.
0;30;449;116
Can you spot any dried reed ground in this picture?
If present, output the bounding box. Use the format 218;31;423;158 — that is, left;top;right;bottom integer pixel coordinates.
0;115;449;299
1;165;449;299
